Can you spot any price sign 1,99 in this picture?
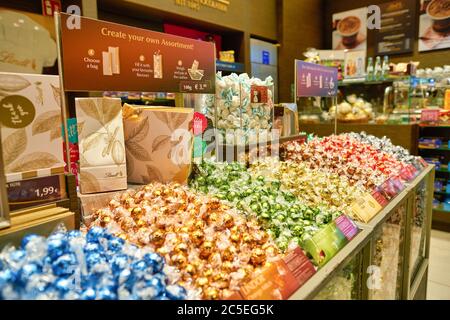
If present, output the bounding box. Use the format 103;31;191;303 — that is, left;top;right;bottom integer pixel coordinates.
7;175;67;211
34;186;58;198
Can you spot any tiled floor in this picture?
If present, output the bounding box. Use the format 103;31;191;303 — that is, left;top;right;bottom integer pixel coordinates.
427;229;450;300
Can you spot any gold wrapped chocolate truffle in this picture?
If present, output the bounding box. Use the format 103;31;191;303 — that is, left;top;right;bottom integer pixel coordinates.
250;248;266;266
199;241;214;259
150;230;165;247
203;287;219;300
191;230;205;246
172;254;187;268
196;277;209;287
222;213;234;228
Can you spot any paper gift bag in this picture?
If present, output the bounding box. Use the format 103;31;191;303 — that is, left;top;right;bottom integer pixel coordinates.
0;72;65;183
76;98;127;194
123;104;194;184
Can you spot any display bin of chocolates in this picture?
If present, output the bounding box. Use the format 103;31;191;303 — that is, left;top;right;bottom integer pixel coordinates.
213;72;275;146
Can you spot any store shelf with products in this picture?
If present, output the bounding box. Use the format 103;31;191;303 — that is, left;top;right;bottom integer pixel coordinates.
418;126;450;232
300;123;419;155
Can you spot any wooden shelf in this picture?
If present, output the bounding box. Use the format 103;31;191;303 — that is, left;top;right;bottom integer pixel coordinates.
419;146;450;151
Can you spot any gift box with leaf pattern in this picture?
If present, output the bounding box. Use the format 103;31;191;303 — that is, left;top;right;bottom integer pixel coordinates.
123;104;193;185
76;97;127;194
0;72;64;183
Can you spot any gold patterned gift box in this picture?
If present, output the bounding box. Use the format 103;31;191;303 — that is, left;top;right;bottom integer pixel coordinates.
75;98;127;194
123;104;194;184
0;72;65;183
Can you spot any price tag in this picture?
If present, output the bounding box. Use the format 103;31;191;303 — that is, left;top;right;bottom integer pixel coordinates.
371;190;389;207
400;165;418;181
6;175;66;211
390;176;405;193
419;158;429;168
420;109;440;122
302;217;352;267
238;247;315;299
350;193;383;223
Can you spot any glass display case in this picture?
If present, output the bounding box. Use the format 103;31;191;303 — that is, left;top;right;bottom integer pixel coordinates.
409;181;429;283
368;204;406;300
313;255;362;300
298;73;450;128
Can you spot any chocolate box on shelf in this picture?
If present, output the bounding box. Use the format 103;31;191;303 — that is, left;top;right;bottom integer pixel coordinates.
123;104;194;184
75;97;127;194
0;72;65;183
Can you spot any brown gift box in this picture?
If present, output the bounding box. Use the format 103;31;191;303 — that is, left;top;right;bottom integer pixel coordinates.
76;98;127;194
123;104;194;184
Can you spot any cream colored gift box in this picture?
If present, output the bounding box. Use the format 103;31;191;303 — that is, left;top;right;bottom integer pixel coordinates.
0;72;64;183
123;104;193;184
75;98;127;194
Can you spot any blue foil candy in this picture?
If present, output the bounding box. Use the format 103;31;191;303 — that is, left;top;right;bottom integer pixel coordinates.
86;227;105;243
20;234;40;249
110;254;128;274
84;242;101;253
52;253;78;277
80;287;96;300
144;253;164;273
1;229;189;300
17;263;41;285
54;277;73;295
107;238;124;253
9;249;26;265
98;287;117;300
67;230;82;239
47;236;68;260
165;285;187;300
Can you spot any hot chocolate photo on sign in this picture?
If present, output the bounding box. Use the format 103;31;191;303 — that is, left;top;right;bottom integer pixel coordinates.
419;0;450;51
332;7;368;51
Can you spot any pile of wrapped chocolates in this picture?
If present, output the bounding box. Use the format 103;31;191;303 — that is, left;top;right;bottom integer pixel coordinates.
0;228;186;300
347;132;424;169
86;183;281;300
283;135;408;190
249;158;366;219
215;72;274;144
190;160;340;251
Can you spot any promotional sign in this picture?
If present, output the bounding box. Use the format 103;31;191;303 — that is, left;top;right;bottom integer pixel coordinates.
236;247;316;300
350;193;383;223
419;0;450;52
303;215;358;267
375;0;416;55
332;7;367;51
421;109;440;122
6;174;66;211
296;60;338;98
59;13;215;93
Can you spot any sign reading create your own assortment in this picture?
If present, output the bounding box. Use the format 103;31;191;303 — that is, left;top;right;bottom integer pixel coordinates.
295;60;338;98
59;13;215;93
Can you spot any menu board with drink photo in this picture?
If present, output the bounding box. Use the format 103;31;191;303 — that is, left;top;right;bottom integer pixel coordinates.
419;0;450;52
332;8;368;51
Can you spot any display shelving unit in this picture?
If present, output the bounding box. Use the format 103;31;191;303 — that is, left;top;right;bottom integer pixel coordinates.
418;125;450;232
